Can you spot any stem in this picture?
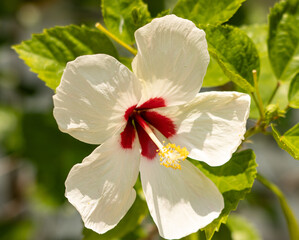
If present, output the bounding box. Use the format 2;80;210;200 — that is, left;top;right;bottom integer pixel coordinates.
256;173;299;240
244;123;262;140
252;70;265;119
268;81;281;105
95;22;137;56
251;93;264;120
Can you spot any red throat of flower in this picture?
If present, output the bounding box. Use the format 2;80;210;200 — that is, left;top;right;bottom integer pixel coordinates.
120;98;189;170
120;97;176;159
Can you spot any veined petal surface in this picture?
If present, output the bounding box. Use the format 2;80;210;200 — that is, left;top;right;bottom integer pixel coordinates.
53;54;142;144
157;91;250;166
140;156;223;239
132;15;209;107
65;134;140;234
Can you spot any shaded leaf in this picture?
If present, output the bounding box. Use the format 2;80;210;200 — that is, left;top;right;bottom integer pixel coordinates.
268;0;299;81
204;25;260;92
13;25;118;90
20;112;95;204
82;194;147;240
101;0;151;45
173;0;246;25
192;149;257;240
271;123;299;160
288;72;299;108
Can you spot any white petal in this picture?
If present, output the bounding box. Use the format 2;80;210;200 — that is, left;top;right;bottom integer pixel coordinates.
140;157;223;239
65;134;140;234
132;15;209;107
53;54;142;144
157;91;250;166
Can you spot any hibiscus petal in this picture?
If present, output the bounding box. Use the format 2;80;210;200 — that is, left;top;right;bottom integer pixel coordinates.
65;134;140;234
53;54;142;144
157;91;250;166
140;156;223;239
132;15;209;107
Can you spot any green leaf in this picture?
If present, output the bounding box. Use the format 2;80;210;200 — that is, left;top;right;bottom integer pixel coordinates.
193;149;257;240
271;123;299;160
101;0;151;45
13;25;118;90
204;25;260;92
173;0;246;25
242;24;276;118
226;215;261;240
268;0;299;81
242;24;290;119
119;57;133;70
203;57;230;87
20;112;95;205
288;72;299;108
82;194;148;240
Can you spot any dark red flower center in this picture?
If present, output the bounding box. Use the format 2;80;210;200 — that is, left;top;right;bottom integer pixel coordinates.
120;97;176;159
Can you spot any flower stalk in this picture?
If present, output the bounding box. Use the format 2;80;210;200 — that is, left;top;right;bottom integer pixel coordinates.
267;81;281;105
256;173;299;240
252;70;265;120
95;22;138;56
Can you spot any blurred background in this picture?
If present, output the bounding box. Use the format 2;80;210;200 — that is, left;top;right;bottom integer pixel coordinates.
0;0;298;239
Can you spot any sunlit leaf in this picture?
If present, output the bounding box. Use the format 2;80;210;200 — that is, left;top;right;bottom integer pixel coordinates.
288;73;299;108
82;194;148;240
242;24;290;119
271;123;299;160
173;0;246;25
226;215;261;240
101;0;151;45
13;25;118;90
268;0;299;81
191;149;257;240
203;57;230;87
204;25;260;92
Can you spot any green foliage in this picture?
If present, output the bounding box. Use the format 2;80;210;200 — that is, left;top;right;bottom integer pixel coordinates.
226;215;261;240
101;0;151;45
288;73;299;108
173;0;246;25
193;150;257;240
264;104;285;123
203;57;230;87
20;112;95;204
82;195;147;240
268;0;299;81
10;0;299;239
242;24;276;118
204;25;260;92
0;219;34;240
256;173;299;240
13;25;118;90
272;123;299;160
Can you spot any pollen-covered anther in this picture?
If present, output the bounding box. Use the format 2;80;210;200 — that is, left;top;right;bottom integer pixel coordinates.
158;143;189;170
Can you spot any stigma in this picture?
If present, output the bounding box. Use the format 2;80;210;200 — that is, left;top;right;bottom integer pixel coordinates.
134;112;189;170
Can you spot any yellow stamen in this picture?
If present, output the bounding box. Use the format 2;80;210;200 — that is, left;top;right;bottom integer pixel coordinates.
134;113;189;170
158;143;189;170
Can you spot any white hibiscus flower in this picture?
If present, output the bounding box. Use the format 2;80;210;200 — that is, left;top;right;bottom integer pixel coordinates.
53;15;250;239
